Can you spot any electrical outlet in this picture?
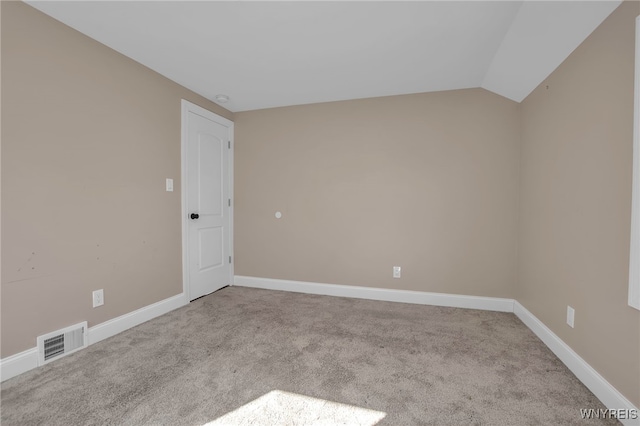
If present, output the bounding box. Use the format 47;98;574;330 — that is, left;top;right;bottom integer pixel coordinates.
393;266;401;278
567;306;575;328
93;289;104;308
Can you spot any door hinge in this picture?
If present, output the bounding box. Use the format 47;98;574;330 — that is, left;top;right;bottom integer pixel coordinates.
228;141;231;149
228;198;231;207
229;256;232;264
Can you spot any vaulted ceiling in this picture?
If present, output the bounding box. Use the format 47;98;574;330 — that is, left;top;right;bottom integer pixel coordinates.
27;1;621;112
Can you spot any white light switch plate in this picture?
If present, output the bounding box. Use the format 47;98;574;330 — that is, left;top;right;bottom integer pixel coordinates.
166;178;173;192
567;306;575;328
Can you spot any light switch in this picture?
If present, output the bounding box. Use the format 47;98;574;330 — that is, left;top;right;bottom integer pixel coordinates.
166;178;174;192
567;306;575;328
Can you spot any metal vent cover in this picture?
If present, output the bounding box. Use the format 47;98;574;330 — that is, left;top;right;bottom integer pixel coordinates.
37;321;88;366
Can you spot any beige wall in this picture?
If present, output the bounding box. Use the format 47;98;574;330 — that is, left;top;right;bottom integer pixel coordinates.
0;1;232;357
235;89;521;297
518;1;640;406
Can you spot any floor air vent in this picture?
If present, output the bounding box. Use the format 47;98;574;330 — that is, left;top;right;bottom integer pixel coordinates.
37;321;88;366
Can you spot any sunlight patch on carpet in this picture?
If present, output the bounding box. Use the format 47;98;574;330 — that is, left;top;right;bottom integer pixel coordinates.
205;390;387;425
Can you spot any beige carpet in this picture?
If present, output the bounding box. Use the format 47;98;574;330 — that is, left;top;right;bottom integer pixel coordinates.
1;286;617;425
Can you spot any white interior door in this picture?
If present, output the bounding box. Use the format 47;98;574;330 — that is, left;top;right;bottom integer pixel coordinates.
182;100;233;301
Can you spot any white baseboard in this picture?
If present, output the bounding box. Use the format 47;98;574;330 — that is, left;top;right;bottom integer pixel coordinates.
514;301;639;426
0;292;188;383
233;275;514;312
88;293;187;345
0;348;39;383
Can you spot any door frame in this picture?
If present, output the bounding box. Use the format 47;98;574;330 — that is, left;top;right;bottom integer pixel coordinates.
181;99;234;300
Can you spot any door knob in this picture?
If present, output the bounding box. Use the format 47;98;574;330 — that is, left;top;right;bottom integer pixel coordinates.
190;213;199;220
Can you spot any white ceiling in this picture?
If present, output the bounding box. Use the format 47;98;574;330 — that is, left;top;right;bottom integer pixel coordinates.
27;1;621;112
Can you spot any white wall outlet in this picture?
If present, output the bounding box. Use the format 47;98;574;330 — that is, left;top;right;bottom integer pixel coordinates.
393;266;401;278
93;289;104;308
166;178;174;192
567;305;575;328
